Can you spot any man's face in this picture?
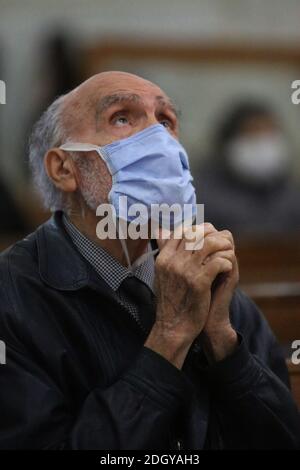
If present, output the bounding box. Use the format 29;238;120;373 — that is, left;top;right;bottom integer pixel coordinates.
62;71;180;210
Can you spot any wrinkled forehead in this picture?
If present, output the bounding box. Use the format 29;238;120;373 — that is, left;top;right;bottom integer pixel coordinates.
89;72;165;98
61;73;170;133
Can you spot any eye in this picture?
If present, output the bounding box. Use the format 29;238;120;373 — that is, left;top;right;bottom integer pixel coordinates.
160;120;170;128
159;116;174;130
114;115;129;127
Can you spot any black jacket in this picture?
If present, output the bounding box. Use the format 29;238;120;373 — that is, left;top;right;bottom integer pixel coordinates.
0;212;299;450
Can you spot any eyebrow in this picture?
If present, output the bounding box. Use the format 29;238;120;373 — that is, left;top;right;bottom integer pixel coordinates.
95;92;180;123
155;95;181;119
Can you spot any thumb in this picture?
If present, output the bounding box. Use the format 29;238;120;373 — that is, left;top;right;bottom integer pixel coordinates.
155;227;171;250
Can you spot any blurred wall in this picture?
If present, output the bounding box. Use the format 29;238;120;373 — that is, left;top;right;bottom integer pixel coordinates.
1;0;300;192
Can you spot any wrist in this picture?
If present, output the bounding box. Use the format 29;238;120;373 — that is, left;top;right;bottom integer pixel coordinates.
145;321;193;369
202;324;238;364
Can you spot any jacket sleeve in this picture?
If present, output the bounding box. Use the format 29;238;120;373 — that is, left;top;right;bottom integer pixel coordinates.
71;346;193;449
199;289;300;449
0;338;193;450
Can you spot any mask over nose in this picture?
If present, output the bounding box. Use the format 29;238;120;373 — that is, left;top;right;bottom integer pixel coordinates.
60;124;197;270
226;134;290;183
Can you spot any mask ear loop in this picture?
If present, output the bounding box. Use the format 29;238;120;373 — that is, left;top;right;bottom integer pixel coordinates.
115;219;133;272
59;143;100;152
115;216;159;273
131;245;159;270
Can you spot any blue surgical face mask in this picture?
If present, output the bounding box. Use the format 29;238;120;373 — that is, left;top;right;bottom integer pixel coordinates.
60;124;197;227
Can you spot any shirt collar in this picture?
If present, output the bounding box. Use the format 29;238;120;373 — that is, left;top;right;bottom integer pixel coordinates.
62;214;155;292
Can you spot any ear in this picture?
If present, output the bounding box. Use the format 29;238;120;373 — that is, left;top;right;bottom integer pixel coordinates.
44;149;78;193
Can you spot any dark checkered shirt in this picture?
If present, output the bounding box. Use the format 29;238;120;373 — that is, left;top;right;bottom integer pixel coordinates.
63;215;155;328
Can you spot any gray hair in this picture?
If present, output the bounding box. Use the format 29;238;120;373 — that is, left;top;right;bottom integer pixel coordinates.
29;94;67;211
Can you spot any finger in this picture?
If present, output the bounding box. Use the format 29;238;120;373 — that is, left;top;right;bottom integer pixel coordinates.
193;223;221;251
176;222;217;252
203;249;235;265
214;229;235;248
179;224;206;251
203;231;234;253
203;222;217;236
204;257;233;279
155;220;199;251
205;230;234;246
155;226;182;252
195;235;233;261
192;257;233;290
157;222;220;254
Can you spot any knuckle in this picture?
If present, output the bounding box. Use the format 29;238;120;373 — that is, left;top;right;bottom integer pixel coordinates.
157;255;183;277
204;236;214;250
221;230;235;247
184;271;195;285
221;238;233;249
211;256;230;268
173;262;185;278
208;257;219;267
156;255;169;271
221;229;232;238
224;230;234;244
204;222;215;231
197;273;211;290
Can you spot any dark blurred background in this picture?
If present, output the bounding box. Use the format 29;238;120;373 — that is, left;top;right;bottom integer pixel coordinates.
0;0;300;404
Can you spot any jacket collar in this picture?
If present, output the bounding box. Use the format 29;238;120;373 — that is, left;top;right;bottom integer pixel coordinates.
36;211;158;293
36;211;92;291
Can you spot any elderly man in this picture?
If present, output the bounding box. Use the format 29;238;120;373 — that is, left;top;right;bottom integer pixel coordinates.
0;72;299;450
